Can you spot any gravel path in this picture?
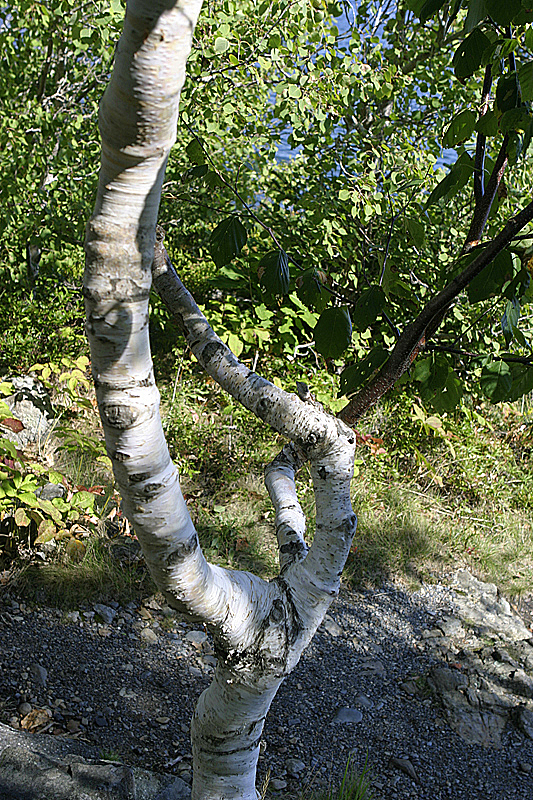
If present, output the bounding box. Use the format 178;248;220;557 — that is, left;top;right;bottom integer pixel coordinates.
1;577;532;799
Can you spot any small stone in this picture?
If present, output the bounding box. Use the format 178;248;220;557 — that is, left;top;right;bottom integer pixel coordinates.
66;611;80;623
156;716;170;725
94;604;117;625
388;756;420;784
400;680;418;696
270;778;288;790
331;707;363;725
140;628;158;644
359;659;386;677
37;482;66;501
94;713;108;727
185;630;208;646
322;615;343;637
66;719;81;733
18;702;32;716
286;758;306;777
354;693;373;709
29;663;48;687
518;761;532;773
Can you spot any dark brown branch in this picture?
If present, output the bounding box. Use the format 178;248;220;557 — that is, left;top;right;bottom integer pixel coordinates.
464;134;509;251
339;197;533;426
473;65;492;205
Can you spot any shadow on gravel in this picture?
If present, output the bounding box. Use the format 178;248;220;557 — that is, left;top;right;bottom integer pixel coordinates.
0;576;532;800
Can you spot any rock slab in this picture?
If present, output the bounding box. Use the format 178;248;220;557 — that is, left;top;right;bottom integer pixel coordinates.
0;724;190;800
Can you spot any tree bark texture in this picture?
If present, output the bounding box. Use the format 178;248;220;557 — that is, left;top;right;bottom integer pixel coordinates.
84;3;357;798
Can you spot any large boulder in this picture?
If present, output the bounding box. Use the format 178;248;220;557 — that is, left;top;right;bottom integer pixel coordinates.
1;376;55;451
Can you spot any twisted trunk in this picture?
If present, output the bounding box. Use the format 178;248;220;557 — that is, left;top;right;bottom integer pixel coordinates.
84;2;357;797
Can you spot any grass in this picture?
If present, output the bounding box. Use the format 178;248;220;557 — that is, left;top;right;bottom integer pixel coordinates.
3;357;533;606
293;754;373;800
14;534;156;608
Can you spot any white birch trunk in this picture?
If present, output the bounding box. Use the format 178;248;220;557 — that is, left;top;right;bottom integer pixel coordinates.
84;3;358;797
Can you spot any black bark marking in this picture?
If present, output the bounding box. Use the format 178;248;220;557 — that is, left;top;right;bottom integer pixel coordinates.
247;373;269;390
280;540;306;556
276;576;304;647
270;598;284;624
337;514;357;535
201;340;227;365
165;533;199;564
113;451;131;462
256;397;270;420
140;481;164;499
128;471;151;484
198;734;263;756
94;375;153;390
317;465;328;480
102;404;138;429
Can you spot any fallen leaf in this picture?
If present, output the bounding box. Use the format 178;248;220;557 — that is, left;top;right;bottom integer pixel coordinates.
20;708;51;732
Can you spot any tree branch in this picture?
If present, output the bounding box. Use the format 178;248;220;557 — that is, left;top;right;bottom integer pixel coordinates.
473;65;492;205
340;196;533;425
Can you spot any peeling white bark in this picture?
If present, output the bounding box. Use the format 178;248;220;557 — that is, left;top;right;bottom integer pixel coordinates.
84;3;358;798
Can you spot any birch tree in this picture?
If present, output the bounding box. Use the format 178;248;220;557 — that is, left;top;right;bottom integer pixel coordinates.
84;2;358;797
83;0;533;795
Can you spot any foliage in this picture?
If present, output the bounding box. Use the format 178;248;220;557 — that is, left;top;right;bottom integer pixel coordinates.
0;1;121;369
0;358;113;564
4;0;533;420
156;0;533;415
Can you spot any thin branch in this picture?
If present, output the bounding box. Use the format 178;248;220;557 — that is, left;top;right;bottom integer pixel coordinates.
473;65;492;205
464;134;509;251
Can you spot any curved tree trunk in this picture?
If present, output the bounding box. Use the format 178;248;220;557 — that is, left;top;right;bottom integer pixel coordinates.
84;2;357;797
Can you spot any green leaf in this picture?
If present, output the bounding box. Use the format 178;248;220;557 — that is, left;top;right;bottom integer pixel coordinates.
352;286;386;331
465;0;487;32
453;29;490;80
258;250;290;296
214;37;230;54
189;164;209;179
185;139;205;165
507;362;533;401
480;360;512;402
501;297;520;346
484;0;522;27
467;249;514;303
496;73;520;113
419;0;447;23
406;217;425;248
412;357;432;384
425;153;472;209
500;107;531;135
339;347;389;396
314;306;352;359
443;110;476;147
296;268;329;312
204;170;225;189
474;110;499;137
209;217;247;268
518;61;533;102
430;371;463;413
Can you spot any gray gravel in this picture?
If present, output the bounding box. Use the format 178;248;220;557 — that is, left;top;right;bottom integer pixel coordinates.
1;578;532;799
